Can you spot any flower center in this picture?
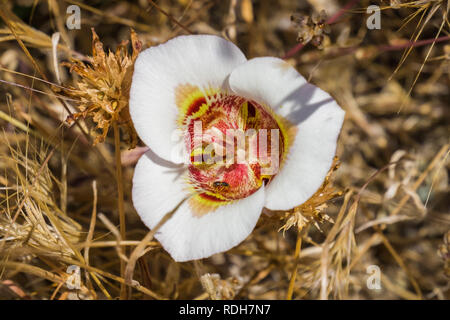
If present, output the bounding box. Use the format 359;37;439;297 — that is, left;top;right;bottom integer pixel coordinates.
176;87;288;212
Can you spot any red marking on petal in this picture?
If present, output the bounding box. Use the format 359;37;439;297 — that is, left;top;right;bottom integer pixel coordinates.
186;96;206;117
183;91;286;207
223;164;248;188
250;163;261;180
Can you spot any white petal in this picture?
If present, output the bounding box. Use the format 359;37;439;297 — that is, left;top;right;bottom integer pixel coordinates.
129;35;247;162
228;57;345;210
132;150;188;228
133;151;265;262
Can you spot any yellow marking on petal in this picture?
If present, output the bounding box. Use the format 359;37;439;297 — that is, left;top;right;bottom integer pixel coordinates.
203;190;228;201
190;147;204;157
274;112;298;163
190;145;218;166
175;84;204;123
238;101;248;129
175;84;219;125
189;191;232;217
253;99;295;161
190;147;204;166
189;102;209;120
246;102;261;129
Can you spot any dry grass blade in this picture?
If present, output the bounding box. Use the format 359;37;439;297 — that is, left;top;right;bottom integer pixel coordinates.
124;198;187;295
1;0;448;301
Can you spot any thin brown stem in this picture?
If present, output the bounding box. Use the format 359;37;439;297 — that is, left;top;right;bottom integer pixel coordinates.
286;230;302;300
147;0;193;34
113;121;127;299
124;198;187;297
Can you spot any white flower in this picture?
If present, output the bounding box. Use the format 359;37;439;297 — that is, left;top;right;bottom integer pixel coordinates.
129;35;345;262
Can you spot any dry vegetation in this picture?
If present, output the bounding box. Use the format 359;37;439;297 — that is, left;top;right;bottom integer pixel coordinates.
0;0;449;300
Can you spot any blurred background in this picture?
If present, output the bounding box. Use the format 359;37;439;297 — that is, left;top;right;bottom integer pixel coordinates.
0;0;448;300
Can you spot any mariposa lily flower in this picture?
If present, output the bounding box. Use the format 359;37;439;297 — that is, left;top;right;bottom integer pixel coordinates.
130;35;345;262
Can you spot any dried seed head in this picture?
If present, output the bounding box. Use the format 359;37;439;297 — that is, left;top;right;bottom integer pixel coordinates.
292;10;330;49
279;156;341;234
62;28;142;148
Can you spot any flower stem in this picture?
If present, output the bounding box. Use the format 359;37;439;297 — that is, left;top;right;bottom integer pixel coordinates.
113;120;127;299
286;229;302;300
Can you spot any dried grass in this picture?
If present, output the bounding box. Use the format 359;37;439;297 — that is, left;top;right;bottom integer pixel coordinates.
0;0;449;300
